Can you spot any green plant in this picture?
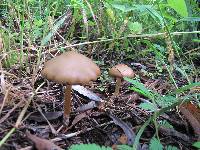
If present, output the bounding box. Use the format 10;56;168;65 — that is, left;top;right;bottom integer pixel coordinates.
69;144;112;150
149;137;178;150
69;144;140;150
125;77;200;149
192;141;200;149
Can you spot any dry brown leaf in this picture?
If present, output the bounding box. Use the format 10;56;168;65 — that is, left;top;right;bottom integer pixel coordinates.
180;103;200;140
118;134;128;144
26;131;63;150
68;111;89;130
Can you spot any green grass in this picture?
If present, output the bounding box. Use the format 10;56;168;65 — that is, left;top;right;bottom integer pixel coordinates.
0;0;200;149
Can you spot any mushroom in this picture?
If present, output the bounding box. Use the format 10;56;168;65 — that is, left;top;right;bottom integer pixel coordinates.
108;64;134;96
41;51;101;125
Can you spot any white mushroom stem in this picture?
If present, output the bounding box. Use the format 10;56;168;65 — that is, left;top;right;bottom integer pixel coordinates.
63;84;72;122
114;77;122;96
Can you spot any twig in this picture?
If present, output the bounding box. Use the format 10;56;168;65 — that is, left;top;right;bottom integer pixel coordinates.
20;118;119;150
184;47;200;54
0;128;16;147
1;31;200;57
0;70;18;78
0;86;11;115
0;82;45;148
36;103;57;135
159;126;194;145
0;98;25;124
20;114;136;150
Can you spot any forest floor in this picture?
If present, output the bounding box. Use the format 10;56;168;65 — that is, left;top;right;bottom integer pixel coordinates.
0;50;200;150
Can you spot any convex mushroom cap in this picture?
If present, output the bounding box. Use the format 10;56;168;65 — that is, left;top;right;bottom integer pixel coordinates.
108;64;135;78
108;64;135;96
41;51;101;85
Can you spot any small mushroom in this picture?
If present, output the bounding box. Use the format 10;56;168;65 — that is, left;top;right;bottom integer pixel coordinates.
41;51;101;125
108;64;134;96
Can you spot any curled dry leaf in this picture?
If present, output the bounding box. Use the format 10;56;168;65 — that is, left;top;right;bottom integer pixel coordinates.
26;131;63;150
180;102;200;140
68;111;89;130
28;111;63;122
75;101;99;112
118;134;128;144
108;113;135;145
72;85;102;102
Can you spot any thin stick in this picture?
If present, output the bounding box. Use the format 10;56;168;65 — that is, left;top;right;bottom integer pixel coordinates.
19;119;117;150
0;98;25;124
1;31;200;57
0;128;16;147
36;104;57;135
0;86;11;115
0;82;45;148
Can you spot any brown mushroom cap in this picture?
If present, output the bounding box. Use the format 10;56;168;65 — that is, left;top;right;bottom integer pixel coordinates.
108;64;134;78
41;51;101;84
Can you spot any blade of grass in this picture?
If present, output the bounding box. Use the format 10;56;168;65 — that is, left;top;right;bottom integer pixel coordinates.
0;82;45;148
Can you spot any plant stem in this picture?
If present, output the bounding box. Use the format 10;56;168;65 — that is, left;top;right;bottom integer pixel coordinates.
0;82;45;148
114;78;121;96
0;128;16;147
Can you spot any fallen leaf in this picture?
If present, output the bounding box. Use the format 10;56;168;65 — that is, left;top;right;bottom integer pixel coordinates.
26;131;63;150
108;112;135;145
28;111;63;122
180;102;200;140
72;85;102;102
118;134;128;144
75;101;99;112
68;112;89;130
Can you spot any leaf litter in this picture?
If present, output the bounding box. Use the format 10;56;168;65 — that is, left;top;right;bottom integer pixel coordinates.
0;54;199;150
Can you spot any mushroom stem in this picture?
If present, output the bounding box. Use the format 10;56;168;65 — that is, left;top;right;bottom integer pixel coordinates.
114;77;122;96
63;84;72;122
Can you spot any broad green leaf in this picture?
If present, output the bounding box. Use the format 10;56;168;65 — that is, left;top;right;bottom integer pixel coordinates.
193;39;200;43
169;82;200;95
117;145;132;150
158;95;177;108
167;0;188;17
165;145;178;150
125;78;155;99
41;14;68;46
139;102;158;111
180;17;200;22
106;8;115;21
110;1;135;12
138;5;164;26
149;137;163;150
110;2;164;25
129;87;150;98
34;19;44;27
193;141;200;148
69;144;112;150
128;22;142;34
159;120;173;129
